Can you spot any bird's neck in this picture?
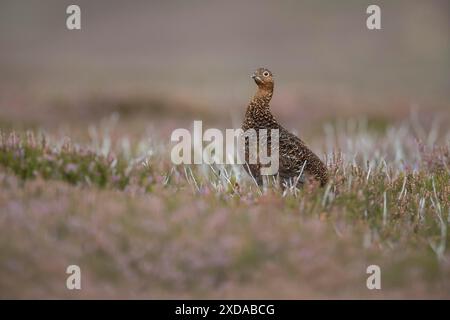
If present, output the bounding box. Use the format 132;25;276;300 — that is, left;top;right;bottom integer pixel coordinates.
252;87;273;107
245;87;275;126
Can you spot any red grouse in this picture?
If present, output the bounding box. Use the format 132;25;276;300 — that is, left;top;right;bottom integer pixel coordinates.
241;67;328;187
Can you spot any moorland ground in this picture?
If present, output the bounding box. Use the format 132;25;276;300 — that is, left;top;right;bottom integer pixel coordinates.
0;94;448;298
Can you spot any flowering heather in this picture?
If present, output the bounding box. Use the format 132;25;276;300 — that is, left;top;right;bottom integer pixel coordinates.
0;117;449;298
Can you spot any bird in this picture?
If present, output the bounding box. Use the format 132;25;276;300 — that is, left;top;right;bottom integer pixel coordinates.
241;67;328;188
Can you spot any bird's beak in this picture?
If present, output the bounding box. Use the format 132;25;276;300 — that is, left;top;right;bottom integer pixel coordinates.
251;73;262;84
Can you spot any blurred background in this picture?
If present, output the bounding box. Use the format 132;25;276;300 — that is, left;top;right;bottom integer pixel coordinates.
0;0;449;137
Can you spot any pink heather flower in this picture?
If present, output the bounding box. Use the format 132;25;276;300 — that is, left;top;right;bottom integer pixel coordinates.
65;163;78;174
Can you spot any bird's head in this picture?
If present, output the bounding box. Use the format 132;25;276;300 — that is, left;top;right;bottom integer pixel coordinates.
251;67;274;91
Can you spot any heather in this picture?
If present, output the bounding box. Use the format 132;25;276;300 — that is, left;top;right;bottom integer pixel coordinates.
0;116;449;298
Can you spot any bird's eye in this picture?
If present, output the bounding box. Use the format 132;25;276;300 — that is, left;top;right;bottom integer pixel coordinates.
263;71;270;77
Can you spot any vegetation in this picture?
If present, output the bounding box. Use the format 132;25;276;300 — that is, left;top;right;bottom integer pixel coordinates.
0;116;448;298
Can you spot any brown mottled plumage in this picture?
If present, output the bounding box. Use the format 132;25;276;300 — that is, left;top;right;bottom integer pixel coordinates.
241;67;328;187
